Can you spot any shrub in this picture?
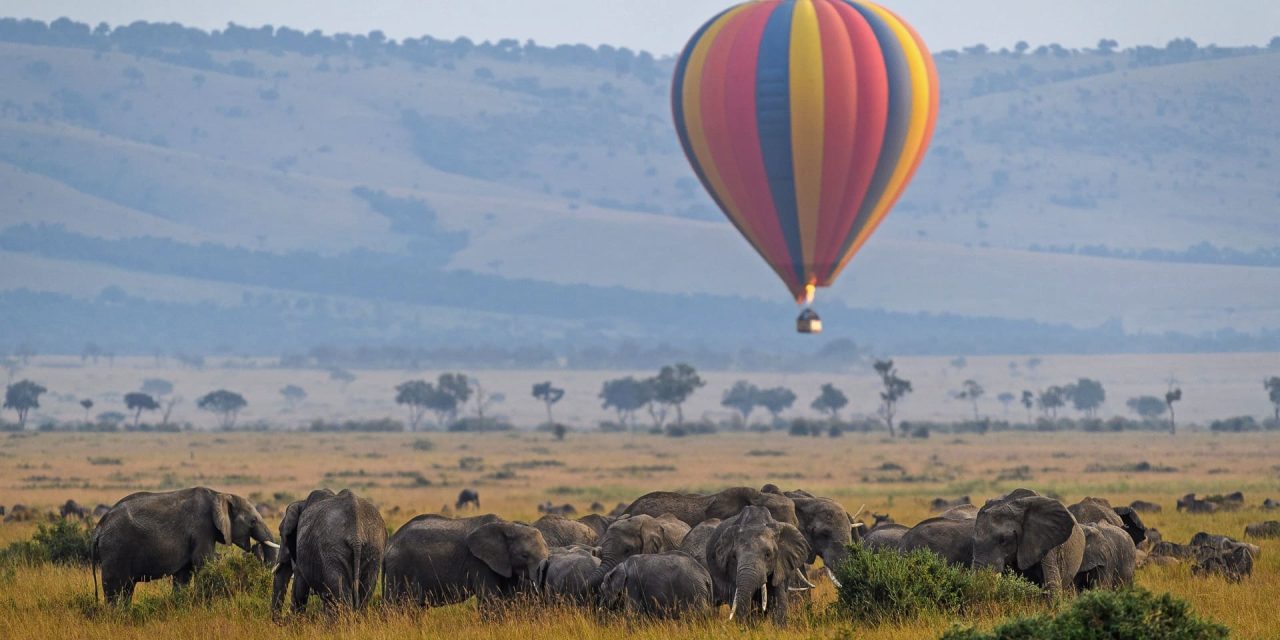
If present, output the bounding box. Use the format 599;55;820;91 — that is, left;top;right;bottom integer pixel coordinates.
188;551;271;603
940;587;1228;640
309;418;405;432
410;438;436;451
1209;416;1259;432
32;519;92;566
834;545;1040;624
448;417;514;432
0;539;48;568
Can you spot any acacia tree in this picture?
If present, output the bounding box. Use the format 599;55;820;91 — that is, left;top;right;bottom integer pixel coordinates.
1020;390;1035;422
124;392;160;428
395;380;432;431
873;359;912;437
80;398;94;423
811;383;849;422
1266;377;1280;424
721;381;760;425
141;378;179;426
197;390;247;430
532;381;565;424
997;392;1015;418
1065;378;1106;418
280;384;307;410
600;376;649;434
756;387;797;424
1165;386;1182;435
652;363;705;426
956;380;985;420
4;380;47;428
1126;396;1167;421
1037;386;1066;419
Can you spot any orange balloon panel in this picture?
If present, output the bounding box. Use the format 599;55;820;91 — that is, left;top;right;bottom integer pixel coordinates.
672;0;938;303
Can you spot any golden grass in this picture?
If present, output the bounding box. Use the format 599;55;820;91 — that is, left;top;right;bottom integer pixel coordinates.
0;430;1276;639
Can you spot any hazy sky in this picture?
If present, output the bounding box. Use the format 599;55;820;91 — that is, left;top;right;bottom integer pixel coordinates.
7;0;1280;55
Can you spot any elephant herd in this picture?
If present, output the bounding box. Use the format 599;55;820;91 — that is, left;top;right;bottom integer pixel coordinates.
81;483;1270;622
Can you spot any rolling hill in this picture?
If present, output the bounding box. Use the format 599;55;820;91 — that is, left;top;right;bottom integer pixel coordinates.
0;18;1277;361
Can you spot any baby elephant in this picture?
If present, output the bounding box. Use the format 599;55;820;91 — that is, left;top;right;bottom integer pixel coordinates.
537;545;600;604
598;551;712;619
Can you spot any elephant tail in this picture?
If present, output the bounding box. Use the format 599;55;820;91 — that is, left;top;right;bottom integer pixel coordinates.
90;534;100;604
350;540;363;610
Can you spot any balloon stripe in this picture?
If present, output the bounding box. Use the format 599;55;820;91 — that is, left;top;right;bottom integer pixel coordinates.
756;1;805;288
826;1;910;272
697;6;771;261
789;0;825;284
814;0;884;281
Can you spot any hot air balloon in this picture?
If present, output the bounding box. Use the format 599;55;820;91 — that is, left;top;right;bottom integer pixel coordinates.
672;0;938;333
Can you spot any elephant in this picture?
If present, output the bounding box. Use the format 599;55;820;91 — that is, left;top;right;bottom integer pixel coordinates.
92;504;111;519
4;504;33;523
536;545;600;604
456;489;480;510
92;487;277;605
1191;532;1260;559
589;501;606;513
623;487;798;528
1129;500;1162;513
898;516;975;566
1192;544;1254;581
577;514;614;539
538;502;577;517
272;489;386;615
598;551;713;619
761;486;861;585
1263;498;1280;511
972;489;1084;597
678;518;721;567
383;515;549;607
1068;497;1146;547
938;504;979;520
60;499;87;519
930;496;972;511
587;513;689;590
705;506;810;627
1244;521;1280;539
862;523;909;551
1075;522;1136;590
532;514;597;548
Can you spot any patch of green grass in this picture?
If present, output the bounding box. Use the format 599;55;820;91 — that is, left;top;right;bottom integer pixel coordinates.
940;588;1228;640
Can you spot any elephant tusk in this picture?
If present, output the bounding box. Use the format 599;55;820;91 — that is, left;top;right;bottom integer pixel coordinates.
788;587;810;592
826;567;843;588
795;568;817;589
271;563;282;574
263;541;281;549
728;589;737;620
761;586;767;613
851;522;866;529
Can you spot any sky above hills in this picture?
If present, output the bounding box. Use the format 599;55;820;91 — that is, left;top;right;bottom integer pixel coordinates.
7;0;1280;55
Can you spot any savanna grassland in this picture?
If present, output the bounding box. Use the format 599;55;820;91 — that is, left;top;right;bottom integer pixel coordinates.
0;429;1277;639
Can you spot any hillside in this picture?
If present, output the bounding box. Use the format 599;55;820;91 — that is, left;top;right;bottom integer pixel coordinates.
0;18;1278;359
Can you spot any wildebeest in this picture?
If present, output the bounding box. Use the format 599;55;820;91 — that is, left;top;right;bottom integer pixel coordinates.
455;488;480;510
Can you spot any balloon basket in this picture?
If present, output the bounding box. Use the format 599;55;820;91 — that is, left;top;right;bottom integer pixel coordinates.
796;308;822;334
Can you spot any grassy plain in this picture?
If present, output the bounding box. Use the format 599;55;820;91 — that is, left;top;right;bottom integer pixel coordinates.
0;429;1277;639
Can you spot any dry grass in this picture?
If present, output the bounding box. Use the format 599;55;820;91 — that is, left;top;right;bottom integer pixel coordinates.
0;430;1276;639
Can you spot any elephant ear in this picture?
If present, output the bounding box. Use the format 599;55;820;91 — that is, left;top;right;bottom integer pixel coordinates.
1113;507;1147;547
772;523;811;585
467;524;513;578
210;492;233;544
599;564;628;608
1077;525;1107;573
1015;497;1076;572
535;557;550;591
278;501;304;547
710;524;736;568
640;518;666;553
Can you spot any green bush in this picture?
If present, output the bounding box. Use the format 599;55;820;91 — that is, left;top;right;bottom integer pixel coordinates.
410;438;436;451
188;551;272;603
940;588;1228;640
834;545;1040;624
32;519;93;566
0;539;49;568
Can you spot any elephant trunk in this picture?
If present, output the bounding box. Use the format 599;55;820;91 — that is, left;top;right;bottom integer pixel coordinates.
729;567;765;621
823;543;849;581
587;553;621;591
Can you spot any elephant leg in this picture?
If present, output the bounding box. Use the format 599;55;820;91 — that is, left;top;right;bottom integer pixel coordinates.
291;573;312;613
769;584;789;627
172;565;193;593
103;574;132;606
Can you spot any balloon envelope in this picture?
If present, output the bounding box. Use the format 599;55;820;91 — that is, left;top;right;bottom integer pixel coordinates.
672;0;938;303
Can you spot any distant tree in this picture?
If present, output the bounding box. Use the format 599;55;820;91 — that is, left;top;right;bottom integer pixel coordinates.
1266;377;1280;423
437;373;472;407
1014;41;1030;55
97;411;126;426
1126;396;1167;420
997;392;1015;418
4;380;46;429
756;386;797;423
395;380;432;431
329;368;356;390
552;423;568;441
652;363;705;426
956;380;985;420
1270;36;1280;51
1026;357;1042;371
963;44;989;56
950;356;968;370
1020;390;1035;422
1064;378;1106;418
532;381;565;424
1037;386;1066;418
280;384;307;410
642;377;667;430
80;398;94;423
1096;38;1119;54
721;381;760;424
469;377;503;420
1165;387;1183;435
599;376;648;432
81;342;102;364
124;392;159;428
811;384;849;421
874;359;913;437
141;378;174;398
197;390;247;429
